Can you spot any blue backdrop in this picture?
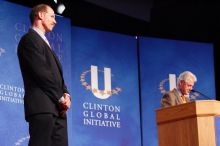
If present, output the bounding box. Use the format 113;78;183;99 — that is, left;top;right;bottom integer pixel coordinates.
216;117;220;146
71;27;141;146
0;1;71;145
0;1;218;146
139;37;216;146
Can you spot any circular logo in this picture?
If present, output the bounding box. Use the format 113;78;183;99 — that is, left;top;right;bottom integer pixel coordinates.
80;68;122;99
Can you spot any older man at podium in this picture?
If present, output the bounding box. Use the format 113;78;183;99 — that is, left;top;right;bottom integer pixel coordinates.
161;71;197;107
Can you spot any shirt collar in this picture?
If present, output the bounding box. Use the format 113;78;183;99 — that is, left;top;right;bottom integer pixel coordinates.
32;27;47;40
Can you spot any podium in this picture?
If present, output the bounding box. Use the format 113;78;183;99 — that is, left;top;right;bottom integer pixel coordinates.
156;100;220;146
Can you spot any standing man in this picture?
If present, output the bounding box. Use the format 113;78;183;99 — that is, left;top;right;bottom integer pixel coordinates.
161;71;197;108
17;4;71;146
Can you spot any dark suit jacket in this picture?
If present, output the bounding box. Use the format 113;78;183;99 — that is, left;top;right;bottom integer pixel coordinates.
160;88;190;108
17;29;69;121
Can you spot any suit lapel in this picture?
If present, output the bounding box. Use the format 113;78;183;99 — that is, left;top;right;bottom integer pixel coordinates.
29;29;63;77
172;88;190;104
49;49;63;76
172;89;183;104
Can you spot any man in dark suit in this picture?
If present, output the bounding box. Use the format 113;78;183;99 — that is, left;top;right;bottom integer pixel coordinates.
17;4;71;146
161;71;197;108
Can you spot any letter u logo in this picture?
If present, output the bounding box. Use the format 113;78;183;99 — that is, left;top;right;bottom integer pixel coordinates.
91;65;112;99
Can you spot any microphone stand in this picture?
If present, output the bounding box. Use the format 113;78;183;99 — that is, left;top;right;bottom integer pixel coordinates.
191;89;212;100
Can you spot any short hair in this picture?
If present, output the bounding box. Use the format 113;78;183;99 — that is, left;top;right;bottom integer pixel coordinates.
29;4;49;25
177;71;197;84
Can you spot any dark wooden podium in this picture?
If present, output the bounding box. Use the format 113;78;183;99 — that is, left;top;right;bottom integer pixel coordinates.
156;100;220;146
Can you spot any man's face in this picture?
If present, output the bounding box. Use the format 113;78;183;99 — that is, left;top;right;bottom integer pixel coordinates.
42;7;56;32
179;80;194;96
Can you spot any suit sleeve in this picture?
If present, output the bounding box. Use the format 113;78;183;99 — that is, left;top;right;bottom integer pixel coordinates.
63;83;69;94
18;36;64;103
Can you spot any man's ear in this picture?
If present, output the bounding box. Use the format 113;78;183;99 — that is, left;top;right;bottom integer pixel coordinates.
180;80;186;86
37;12;44;20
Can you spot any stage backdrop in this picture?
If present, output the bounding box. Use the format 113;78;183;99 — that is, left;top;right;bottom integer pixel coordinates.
139;37;216;146
216;117;220;146
71;26;141;146
0;1;71;146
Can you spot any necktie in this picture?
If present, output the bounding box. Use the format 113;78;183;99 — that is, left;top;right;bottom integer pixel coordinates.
180;95;187;103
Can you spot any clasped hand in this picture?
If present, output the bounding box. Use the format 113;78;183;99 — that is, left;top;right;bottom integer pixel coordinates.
59;93;71;111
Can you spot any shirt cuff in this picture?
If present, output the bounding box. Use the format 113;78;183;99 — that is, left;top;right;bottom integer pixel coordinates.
59;96;65;103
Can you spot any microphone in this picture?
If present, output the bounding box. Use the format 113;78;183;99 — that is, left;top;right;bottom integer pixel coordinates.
191;89;212;100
